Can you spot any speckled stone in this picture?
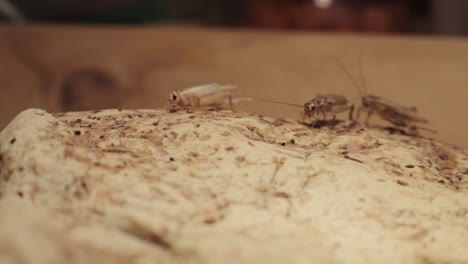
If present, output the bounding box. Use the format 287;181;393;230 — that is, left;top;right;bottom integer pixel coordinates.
0;108;467;264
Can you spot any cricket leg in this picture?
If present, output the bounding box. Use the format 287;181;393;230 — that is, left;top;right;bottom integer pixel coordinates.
227;93;235;112
192;97;201;110
356;106;363;121
408;126;421;137
309;112;318;128
364;110;373;126
321;111;327;121
415;126;437;134
320;111;332;134
348;105;355;121
311;118;318;128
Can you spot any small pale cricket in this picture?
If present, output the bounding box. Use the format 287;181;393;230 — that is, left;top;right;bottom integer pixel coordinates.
168;83;248;111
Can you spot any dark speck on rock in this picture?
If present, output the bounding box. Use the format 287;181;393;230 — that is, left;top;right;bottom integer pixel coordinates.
406;165;415;168
152;121;159;126
280;142;286;147
439;153;449;160
225;146;235;151
74;130;81;136
10;138;16;144
397;180;408;186
169;157;175;161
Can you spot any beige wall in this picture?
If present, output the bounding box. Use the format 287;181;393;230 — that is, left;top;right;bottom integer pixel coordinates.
0;25;467;147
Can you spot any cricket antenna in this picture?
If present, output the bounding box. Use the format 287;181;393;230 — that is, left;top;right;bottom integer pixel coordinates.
333;56;364;97
247;96;303;108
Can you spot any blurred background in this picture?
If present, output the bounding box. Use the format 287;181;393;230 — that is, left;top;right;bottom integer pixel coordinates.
1;0;468;146
3;0;468;34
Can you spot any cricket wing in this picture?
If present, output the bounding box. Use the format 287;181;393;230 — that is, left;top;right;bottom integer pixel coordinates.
382;103;429;125
181;83;238;98
386;101;428;123
370;95;419;116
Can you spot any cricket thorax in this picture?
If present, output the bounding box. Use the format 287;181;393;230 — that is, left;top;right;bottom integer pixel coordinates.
303;102;317;112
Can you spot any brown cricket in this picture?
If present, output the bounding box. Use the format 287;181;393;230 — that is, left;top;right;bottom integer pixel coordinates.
249;93;354;127
334;56;432;135
301;94;354;125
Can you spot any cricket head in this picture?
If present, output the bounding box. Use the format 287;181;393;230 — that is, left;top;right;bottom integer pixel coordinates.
303;102;317;116
168;91;181;106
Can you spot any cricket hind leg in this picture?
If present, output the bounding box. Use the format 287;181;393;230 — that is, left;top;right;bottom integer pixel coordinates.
364;109;373;126
321;111;328;121
300;110;309;124
310;117;318;128
308;112;318;128
356;106;362;120
348;105;355;121
408;125;437;136
408;126;421;137
345;104;357;128
355;106;372;124
227;93;235;112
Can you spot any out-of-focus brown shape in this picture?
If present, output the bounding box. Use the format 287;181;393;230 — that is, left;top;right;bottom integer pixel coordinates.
61;69;123;111
245;0;292;28
243;0;410;33
361;3;410;33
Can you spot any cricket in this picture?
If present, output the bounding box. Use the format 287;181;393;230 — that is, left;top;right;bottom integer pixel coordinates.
301;94;354;126
167;83;246;111
249;94;354;127
334;56;432;135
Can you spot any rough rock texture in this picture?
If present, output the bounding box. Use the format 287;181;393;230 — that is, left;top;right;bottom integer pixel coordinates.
0;108;467;264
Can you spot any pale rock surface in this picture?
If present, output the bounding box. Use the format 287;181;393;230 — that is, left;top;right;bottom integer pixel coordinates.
0;108;467;264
